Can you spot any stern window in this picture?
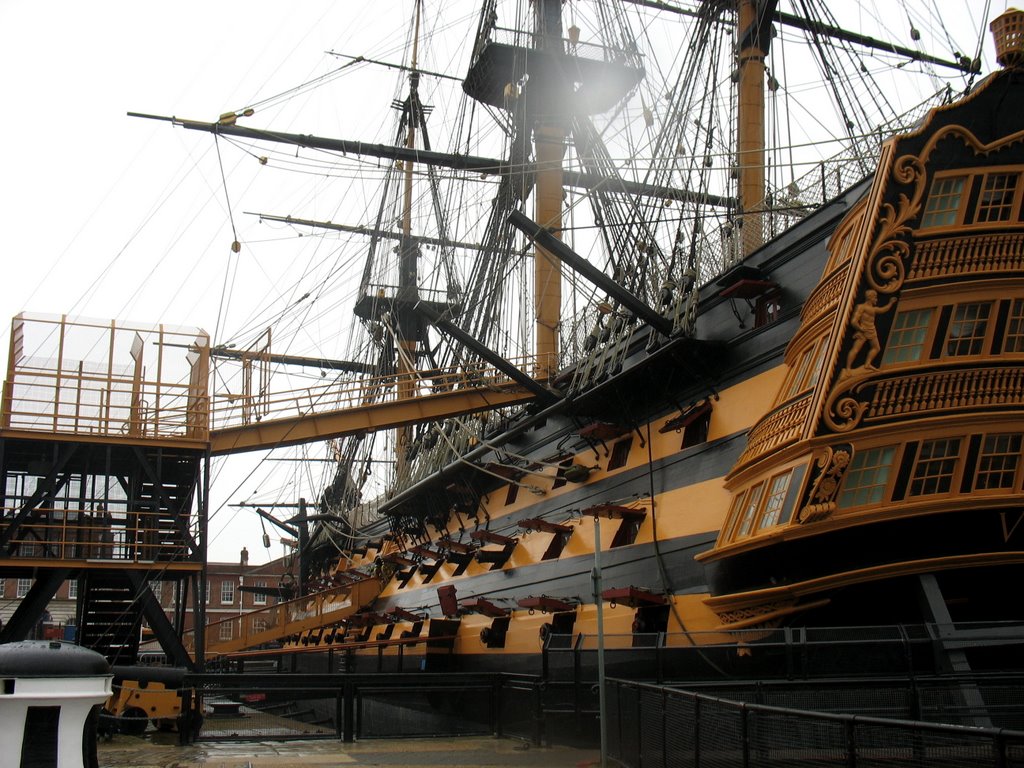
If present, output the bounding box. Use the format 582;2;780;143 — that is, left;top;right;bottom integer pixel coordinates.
883;308;933;364
921;176;966;228
946;303;991;357
909;438;962;496
975;434;1022;491
976;173;1019;223
1005;299;1024;353
736;482;765;538
758;471;792;529
837;446;897;509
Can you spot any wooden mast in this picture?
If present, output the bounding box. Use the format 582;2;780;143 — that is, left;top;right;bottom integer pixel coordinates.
396;0;424;479
532;0;565;381
736;0;769;257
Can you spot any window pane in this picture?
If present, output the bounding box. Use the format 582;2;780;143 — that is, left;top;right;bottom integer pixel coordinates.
975;434;1022;490
946;303;990;356
736;483;765;537
976;173;1019;223
883;309;933;364
921;176;965;228
253;580;267;605
838;446;897;508
1006;299;1024;353
910;438;962;496
221;580;235;604
758;472;793;529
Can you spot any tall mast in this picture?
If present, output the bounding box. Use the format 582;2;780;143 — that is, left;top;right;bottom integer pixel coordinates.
532;0;565;381
736;0;773;257
396;0;424;479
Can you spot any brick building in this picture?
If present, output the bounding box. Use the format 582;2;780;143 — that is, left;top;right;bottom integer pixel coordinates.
1;549;294;648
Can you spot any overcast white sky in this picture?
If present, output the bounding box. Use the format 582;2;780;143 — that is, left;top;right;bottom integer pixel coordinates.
0;1;1003;564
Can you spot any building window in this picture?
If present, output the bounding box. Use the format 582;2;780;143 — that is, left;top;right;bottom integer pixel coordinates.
976;173;1019;223
736;482;765;538
219;622;234;641
975;434;1022;491
221;580;235;604
1006;299;1024;353
68;580;78;600
946;303;991;357
253;581;267;605
608;438;633;471
17;578;32;598
149;580;162;602
253;617;267;633
921;176;966;228
838;446;897;508
883;309;933;364
909;438;962;496
204;581;211;604
758;471;792;529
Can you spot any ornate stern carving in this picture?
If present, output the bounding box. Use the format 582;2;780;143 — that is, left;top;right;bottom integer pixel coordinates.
824;155;927;432
796;444;853;524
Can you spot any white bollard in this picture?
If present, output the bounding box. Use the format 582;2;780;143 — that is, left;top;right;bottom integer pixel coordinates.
0;641;113;768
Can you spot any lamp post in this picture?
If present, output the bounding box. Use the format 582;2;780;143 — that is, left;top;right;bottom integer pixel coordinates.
592;517;608;768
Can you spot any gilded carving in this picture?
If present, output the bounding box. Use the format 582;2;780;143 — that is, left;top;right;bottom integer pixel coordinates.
796;444;853;524
844;289;895;372
823;154;926;432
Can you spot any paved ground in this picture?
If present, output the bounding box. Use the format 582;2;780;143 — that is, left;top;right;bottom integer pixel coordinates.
97;733;602;768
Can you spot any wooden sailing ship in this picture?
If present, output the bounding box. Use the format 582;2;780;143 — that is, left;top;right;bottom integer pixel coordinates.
2;1;1021;685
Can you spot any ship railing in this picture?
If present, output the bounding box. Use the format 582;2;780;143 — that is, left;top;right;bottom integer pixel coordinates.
0;504;199;564
477;25;643;68
734;392;812;468
1;313;209;442
209;353;554;433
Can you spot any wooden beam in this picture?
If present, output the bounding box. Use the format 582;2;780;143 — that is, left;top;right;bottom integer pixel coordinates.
210;386;536;455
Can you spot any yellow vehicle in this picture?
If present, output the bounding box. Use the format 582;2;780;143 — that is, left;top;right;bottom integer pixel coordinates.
102;666;193;736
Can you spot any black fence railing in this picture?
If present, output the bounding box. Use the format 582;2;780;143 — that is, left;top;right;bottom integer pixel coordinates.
606;678;1024;768
180;672;545;744
542;622;1024;684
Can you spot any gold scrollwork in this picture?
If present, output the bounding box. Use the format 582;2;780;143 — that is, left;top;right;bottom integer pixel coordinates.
797;444;853;523
824;154;926;431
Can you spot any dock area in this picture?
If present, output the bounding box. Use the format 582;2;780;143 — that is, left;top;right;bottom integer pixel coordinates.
97;733;600;768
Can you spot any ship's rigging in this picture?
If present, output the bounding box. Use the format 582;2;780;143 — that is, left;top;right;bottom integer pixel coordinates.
124;0;987;562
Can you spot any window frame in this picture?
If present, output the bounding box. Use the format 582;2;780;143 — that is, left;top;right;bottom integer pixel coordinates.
757;471;793;530
735;482;766;539
973;433;1023;492
253;580;268;606
1005;299;1024;353
975;171;1022;223
837;444;899;510
908;437;963;497
945;301;993;357
882;307;934;365
919;167;1024;232
920;173;969;229
220;579;235;605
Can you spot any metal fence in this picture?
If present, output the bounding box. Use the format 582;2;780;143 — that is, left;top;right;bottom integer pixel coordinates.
606;678;1024;768
180;672;544;744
